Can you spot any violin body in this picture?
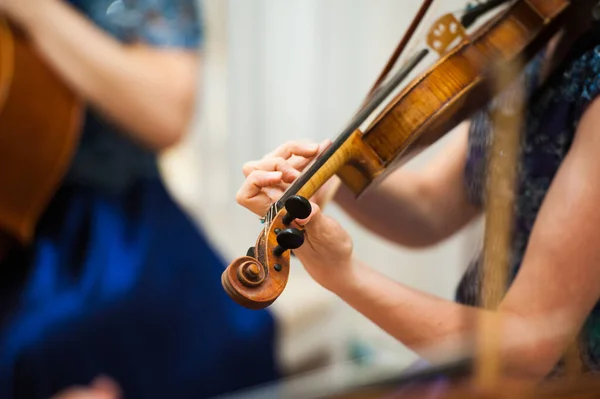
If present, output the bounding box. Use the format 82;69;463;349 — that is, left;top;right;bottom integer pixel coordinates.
0;18;82;248
339;0;570;196
222;0;575;310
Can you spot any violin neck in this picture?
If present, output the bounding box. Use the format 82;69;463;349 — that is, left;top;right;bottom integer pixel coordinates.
278;49;429;208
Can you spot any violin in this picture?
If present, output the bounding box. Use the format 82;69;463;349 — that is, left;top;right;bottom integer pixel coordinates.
0;18;82;256
222;0;577;310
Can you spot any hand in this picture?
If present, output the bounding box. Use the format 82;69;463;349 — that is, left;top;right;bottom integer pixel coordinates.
50;376;121;399
292;202;356;292
236;140;338;216
236;140;356;291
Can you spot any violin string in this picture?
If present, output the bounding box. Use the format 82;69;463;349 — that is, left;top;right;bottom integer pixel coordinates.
263;205;273;242
267;206;273;228
262;0;483;244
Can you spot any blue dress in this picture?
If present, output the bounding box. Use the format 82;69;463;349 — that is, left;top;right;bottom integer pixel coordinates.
0;1;278;398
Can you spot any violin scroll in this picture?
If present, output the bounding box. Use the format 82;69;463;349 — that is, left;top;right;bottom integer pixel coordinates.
221;196;312;309
221;256;274;309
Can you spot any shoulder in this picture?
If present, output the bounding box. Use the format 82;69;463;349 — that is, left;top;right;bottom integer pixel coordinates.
572;92;600;146
106;0;125;14
90;0;203;47
554;39;600;125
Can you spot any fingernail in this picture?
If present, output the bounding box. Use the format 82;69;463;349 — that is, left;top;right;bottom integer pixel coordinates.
269;171;283;178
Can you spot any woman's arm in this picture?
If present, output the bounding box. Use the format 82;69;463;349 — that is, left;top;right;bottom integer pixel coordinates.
237;98;600;380
334;123;480;247
299;98;600;381
3;0;199;150
237;124;480;249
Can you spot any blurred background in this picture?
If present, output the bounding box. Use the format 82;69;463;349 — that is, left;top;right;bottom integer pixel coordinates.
160;0;482;381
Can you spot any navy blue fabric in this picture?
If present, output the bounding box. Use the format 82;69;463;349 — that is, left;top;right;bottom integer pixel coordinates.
0;179;278;398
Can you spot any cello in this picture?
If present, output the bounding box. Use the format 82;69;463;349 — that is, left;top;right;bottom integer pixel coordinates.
221;0;580;310
0;18;82;257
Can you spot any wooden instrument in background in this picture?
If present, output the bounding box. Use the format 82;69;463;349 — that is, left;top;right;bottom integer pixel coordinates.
0;17;82;254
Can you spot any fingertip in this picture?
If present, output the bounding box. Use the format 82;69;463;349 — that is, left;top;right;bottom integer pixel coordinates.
252;170;283;186
282;169;300;183
266;171;283;180
296;201;321;225
297;141;319;154
259;171;284;187
318;139;332;154
241;161;255;176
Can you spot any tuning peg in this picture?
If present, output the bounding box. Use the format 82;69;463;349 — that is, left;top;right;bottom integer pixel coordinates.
273;228;305;256
282;195;312;225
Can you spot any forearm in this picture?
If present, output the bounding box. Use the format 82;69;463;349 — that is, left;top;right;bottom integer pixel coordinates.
13;0;199;150
334;173;442;247
334;126;478;248
333;260;567;380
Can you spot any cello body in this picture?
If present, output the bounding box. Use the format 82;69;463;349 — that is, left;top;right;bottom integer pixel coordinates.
0;18;82;248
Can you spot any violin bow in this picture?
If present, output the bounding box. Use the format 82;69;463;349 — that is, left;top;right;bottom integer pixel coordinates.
365;0;435;100
476;0;591;385
475;58;524;388
317;0;514;208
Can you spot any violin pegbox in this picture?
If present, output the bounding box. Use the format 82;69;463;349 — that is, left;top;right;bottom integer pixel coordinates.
221;196;311;310
426;14;467;57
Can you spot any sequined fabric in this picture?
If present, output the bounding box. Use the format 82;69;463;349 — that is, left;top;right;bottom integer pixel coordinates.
457;41;600;370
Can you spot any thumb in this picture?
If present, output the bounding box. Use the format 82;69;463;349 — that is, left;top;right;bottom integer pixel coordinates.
295;202;326;235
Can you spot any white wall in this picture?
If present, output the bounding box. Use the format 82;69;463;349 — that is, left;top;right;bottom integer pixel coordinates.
161;0;482;375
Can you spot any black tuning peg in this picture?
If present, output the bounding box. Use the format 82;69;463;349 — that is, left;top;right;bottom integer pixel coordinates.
282;195;312;225
273;228;305;257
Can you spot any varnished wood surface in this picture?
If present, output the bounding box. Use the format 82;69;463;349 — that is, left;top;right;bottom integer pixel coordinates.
0;19;82;248
362;0;569;173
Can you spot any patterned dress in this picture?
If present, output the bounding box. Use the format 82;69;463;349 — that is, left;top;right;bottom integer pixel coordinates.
457;29;600;370
0;1;278;398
